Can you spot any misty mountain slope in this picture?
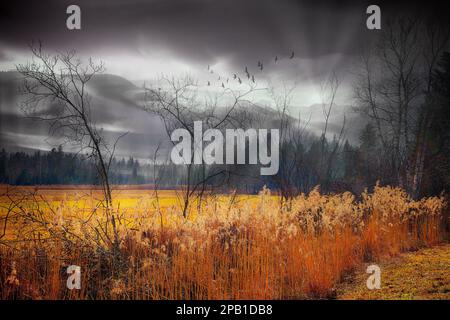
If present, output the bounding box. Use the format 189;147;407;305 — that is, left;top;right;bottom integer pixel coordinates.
88;74;143;108
0;71;166;158
0;70;364;160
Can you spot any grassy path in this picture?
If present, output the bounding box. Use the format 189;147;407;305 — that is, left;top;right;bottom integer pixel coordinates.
336;243;450;300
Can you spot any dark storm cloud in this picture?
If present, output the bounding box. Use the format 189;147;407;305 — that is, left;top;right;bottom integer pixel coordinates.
2;1;444;53
2;0;446;80
0;0;384;71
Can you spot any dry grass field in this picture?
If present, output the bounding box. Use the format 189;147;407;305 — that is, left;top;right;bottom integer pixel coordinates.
0;184;447;299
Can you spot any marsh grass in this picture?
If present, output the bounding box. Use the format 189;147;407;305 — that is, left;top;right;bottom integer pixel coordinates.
0;185;446;299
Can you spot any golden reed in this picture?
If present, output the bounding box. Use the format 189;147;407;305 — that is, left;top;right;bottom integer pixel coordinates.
0;185;446;299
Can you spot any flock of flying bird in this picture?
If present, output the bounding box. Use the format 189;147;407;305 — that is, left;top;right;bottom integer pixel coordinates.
206;51;296;88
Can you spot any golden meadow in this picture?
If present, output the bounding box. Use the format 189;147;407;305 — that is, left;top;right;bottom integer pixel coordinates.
0;184;446;299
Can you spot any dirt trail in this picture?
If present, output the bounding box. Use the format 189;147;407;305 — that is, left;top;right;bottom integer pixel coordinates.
336;243;450;300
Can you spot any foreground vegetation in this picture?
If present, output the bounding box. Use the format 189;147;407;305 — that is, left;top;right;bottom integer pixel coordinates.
0;185;447;299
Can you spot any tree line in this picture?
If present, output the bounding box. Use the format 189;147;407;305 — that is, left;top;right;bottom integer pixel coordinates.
0;146;144;185
4;108;447;199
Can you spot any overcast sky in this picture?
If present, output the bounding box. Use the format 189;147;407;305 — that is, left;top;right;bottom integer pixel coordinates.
0;0;446;160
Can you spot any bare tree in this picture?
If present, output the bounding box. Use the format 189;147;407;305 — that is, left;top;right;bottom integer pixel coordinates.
269;82;312;203
354;17;449;195
143;75;259;217
16;43;124;250
411;20;450;197
318;72;346;192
